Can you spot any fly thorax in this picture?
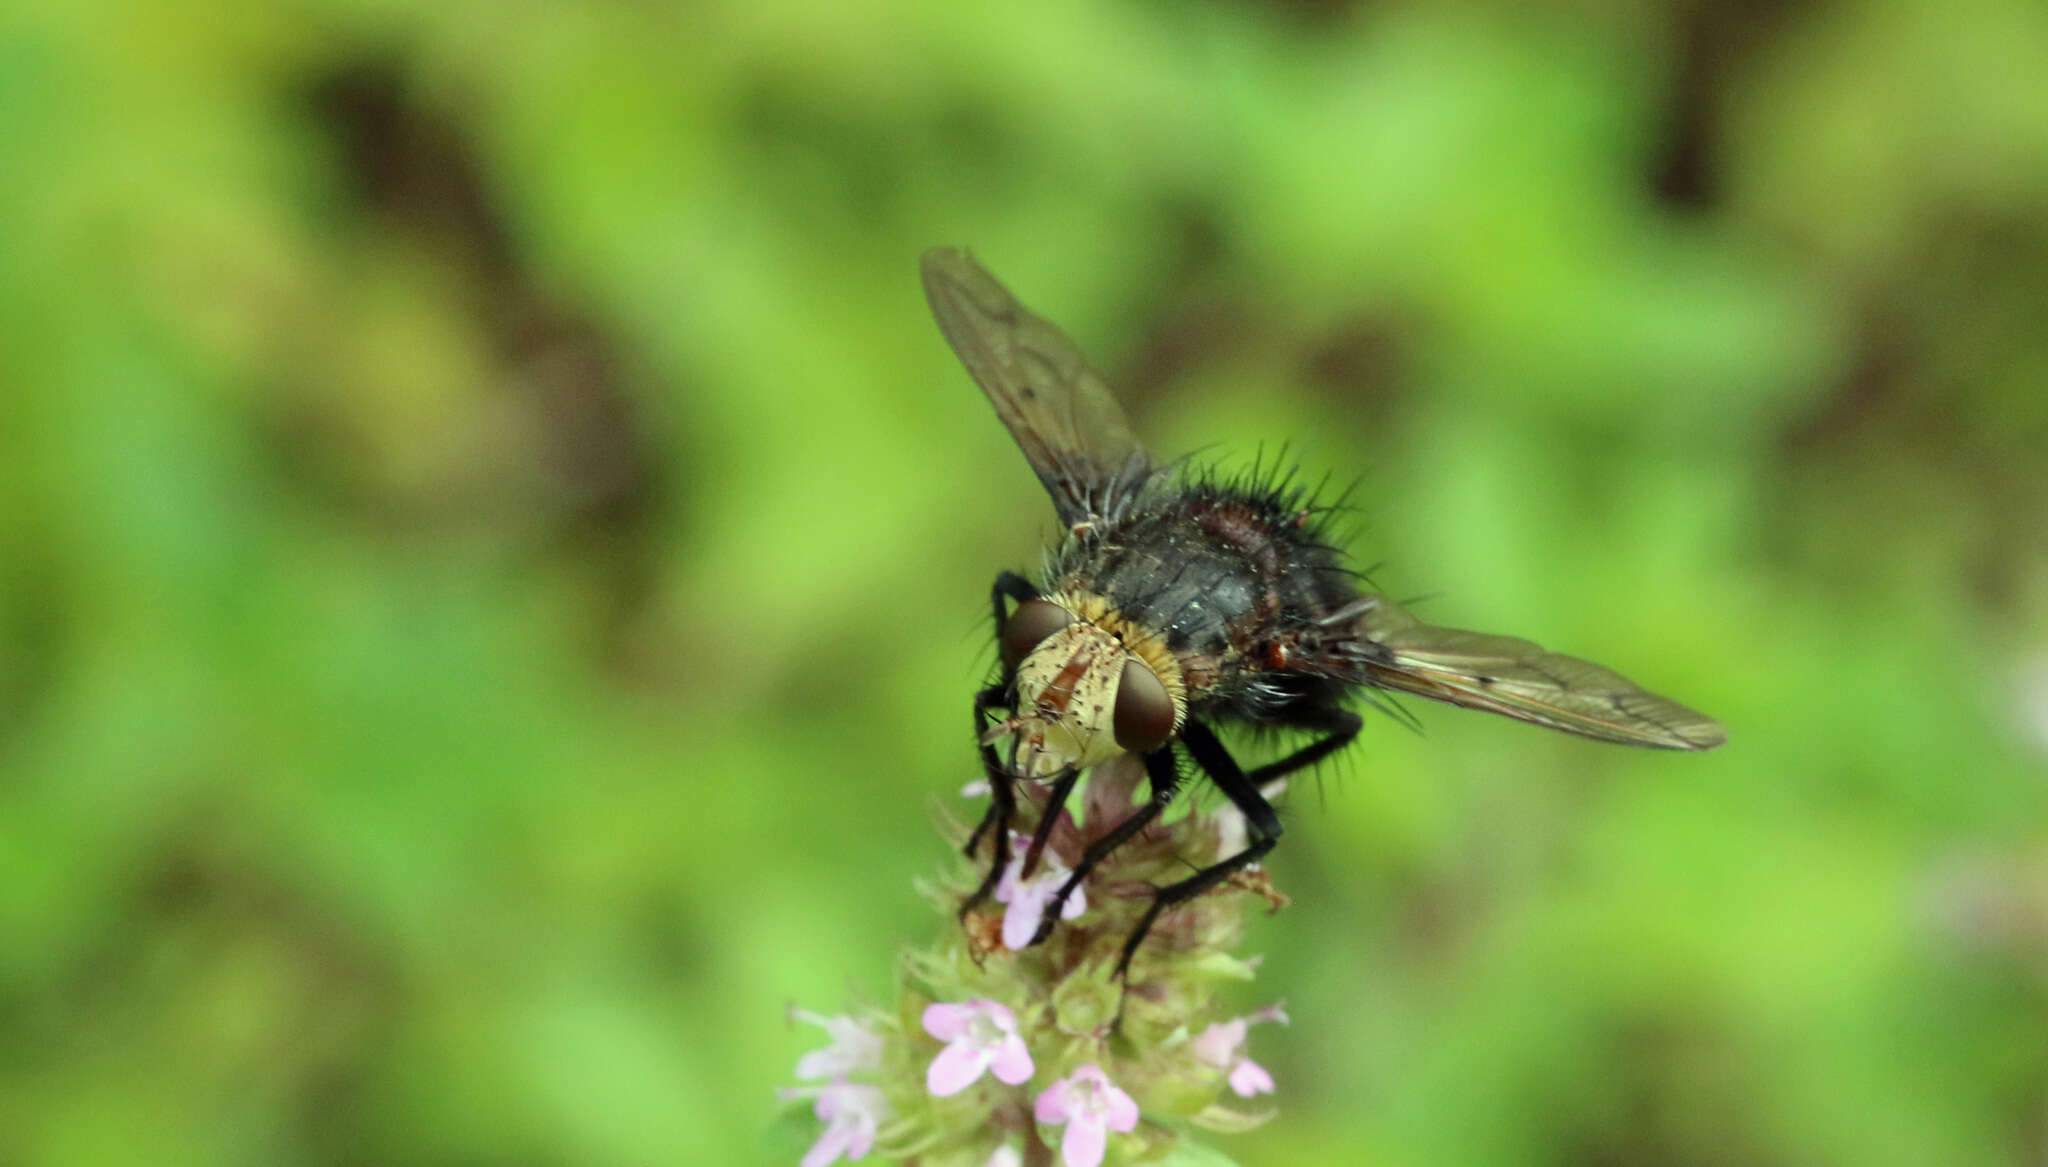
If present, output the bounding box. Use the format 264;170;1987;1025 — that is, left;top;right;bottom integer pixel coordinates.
1011;622;1132;779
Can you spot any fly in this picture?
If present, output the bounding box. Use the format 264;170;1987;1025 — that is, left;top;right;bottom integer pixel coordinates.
923;247;1725;981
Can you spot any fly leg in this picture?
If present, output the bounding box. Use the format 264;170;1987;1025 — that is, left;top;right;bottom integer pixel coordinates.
961;682;1010;864
962;569;1040;855
960;571;1043;917
988;570;1038;635
1018;705;1360;953
1244;703;1362;788
1025;748;1184;946
961;571;1040;864
1019;769;1080;879
960;683;1018;918
1111;706;1359;972
1109;719;1285;982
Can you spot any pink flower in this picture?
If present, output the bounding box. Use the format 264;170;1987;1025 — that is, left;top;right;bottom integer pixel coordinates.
790;1009;884;1080
1193;1002;1288;1098
779;1079;886;1167
1227;1058;1275;1097
922;998;1034;1095
994;833;1086;950
1033;1063;1140;1167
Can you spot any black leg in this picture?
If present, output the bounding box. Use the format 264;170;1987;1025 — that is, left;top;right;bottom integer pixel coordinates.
961;572;1037;871
1110;719;1288;981
961;683;1017;918
1020;768;1080;879
1245;703;1361;788
990;570;1037;631
1027;748;1184;946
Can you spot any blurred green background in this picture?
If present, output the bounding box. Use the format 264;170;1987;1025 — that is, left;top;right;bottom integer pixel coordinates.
4;0;2048;1164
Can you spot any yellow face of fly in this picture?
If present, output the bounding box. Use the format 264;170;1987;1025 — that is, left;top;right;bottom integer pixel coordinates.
1005;622;1137;779
990;601;1187;780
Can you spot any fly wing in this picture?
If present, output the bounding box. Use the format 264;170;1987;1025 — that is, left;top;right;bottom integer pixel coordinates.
1338;596;1726;750
921;247;1155;528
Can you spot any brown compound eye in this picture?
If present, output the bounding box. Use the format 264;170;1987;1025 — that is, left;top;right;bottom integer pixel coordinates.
1114;659;1175;754
1000;598;1074;668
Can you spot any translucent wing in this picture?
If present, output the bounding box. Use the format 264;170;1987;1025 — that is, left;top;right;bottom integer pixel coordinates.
1340;596;1726;750
921;247;1155;528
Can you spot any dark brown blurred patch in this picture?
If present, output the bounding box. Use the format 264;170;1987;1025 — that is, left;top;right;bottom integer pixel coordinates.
1570;1012;1783;1167
1778;302;1908;456
1296;310;1411;417
308;60;517;276
1768;206;2048;620
1118;294;1252;406
293;59;670;670
1651;0;1809;212
1117;292;1412;445
1114;192;1412;430
17;798;407;1164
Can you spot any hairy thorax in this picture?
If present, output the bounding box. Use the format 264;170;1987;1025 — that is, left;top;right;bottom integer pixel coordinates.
1045;484;1361;718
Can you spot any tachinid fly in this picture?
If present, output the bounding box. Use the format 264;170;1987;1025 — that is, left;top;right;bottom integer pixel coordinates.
923;247;1724;979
